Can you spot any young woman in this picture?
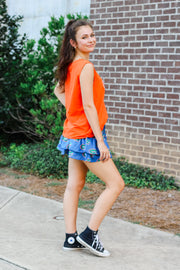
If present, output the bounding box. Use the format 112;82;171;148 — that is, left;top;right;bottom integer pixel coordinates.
54;19;125;257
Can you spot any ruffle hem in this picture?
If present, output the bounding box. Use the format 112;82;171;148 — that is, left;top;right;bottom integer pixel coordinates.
57;127;112;162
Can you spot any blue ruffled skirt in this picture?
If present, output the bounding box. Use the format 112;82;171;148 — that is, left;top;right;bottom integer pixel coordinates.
57;126;112;162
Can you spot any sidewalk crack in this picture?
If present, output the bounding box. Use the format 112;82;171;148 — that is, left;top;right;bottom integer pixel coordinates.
0;257;30;269
0;191;21;210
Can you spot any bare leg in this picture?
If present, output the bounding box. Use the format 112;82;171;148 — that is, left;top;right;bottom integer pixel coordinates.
63;158;88;233
83;159;125;231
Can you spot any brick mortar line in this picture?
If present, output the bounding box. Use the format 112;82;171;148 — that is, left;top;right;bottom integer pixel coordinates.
106;85;179;88
99;15;180;20
107;124;180;133
108;126;178;132
94;26;179;30
100;40;180;44
105;36;180;39
95;19;180;23
94;49;179;52
107;114;178;120
101;9;179;13
94;54;180;56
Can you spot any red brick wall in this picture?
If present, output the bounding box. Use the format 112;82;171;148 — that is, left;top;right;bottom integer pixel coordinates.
90;0;180;181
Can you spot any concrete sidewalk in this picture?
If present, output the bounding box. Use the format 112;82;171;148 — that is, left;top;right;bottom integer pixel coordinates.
0;186;179;270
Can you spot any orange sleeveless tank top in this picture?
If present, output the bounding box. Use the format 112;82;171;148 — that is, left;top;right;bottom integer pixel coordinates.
62;59;108;139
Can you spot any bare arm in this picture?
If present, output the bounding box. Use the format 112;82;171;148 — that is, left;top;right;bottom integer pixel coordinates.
54;82;65;106
80;63;110;162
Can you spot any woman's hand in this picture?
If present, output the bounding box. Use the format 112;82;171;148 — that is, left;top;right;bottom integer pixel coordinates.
54;83;65;106
97;141;111;162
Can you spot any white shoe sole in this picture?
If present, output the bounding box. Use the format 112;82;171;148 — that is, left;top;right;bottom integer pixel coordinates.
63;246;86;251
76;236;110;257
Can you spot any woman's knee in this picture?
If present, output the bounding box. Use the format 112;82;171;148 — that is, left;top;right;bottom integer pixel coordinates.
66;179;85;194
110;175;125;196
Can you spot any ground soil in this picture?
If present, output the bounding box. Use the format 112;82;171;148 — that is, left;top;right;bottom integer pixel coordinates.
0;167;179;235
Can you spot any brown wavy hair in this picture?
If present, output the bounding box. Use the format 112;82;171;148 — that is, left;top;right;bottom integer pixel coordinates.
55;19;93;87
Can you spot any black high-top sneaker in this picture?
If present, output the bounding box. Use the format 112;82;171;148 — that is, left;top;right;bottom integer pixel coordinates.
77;227;110;257
63;232;85;251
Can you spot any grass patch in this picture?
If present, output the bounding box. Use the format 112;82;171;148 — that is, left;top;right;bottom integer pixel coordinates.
19;186;26;190
83;185;91;191
78;199;95;209
45;182;65;187
0;168;30;180
14;175;29;179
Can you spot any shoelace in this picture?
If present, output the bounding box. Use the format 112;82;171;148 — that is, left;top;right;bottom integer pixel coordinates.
92;233;104;252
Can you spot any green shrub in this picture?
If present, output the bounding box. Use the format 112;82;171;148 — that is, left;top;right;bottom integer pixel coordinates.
86;171;104;184
1;144;179;190
0;0;27;137
1;141;68;179
17;15;67;141
1;9;88;142
114;157;178;190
